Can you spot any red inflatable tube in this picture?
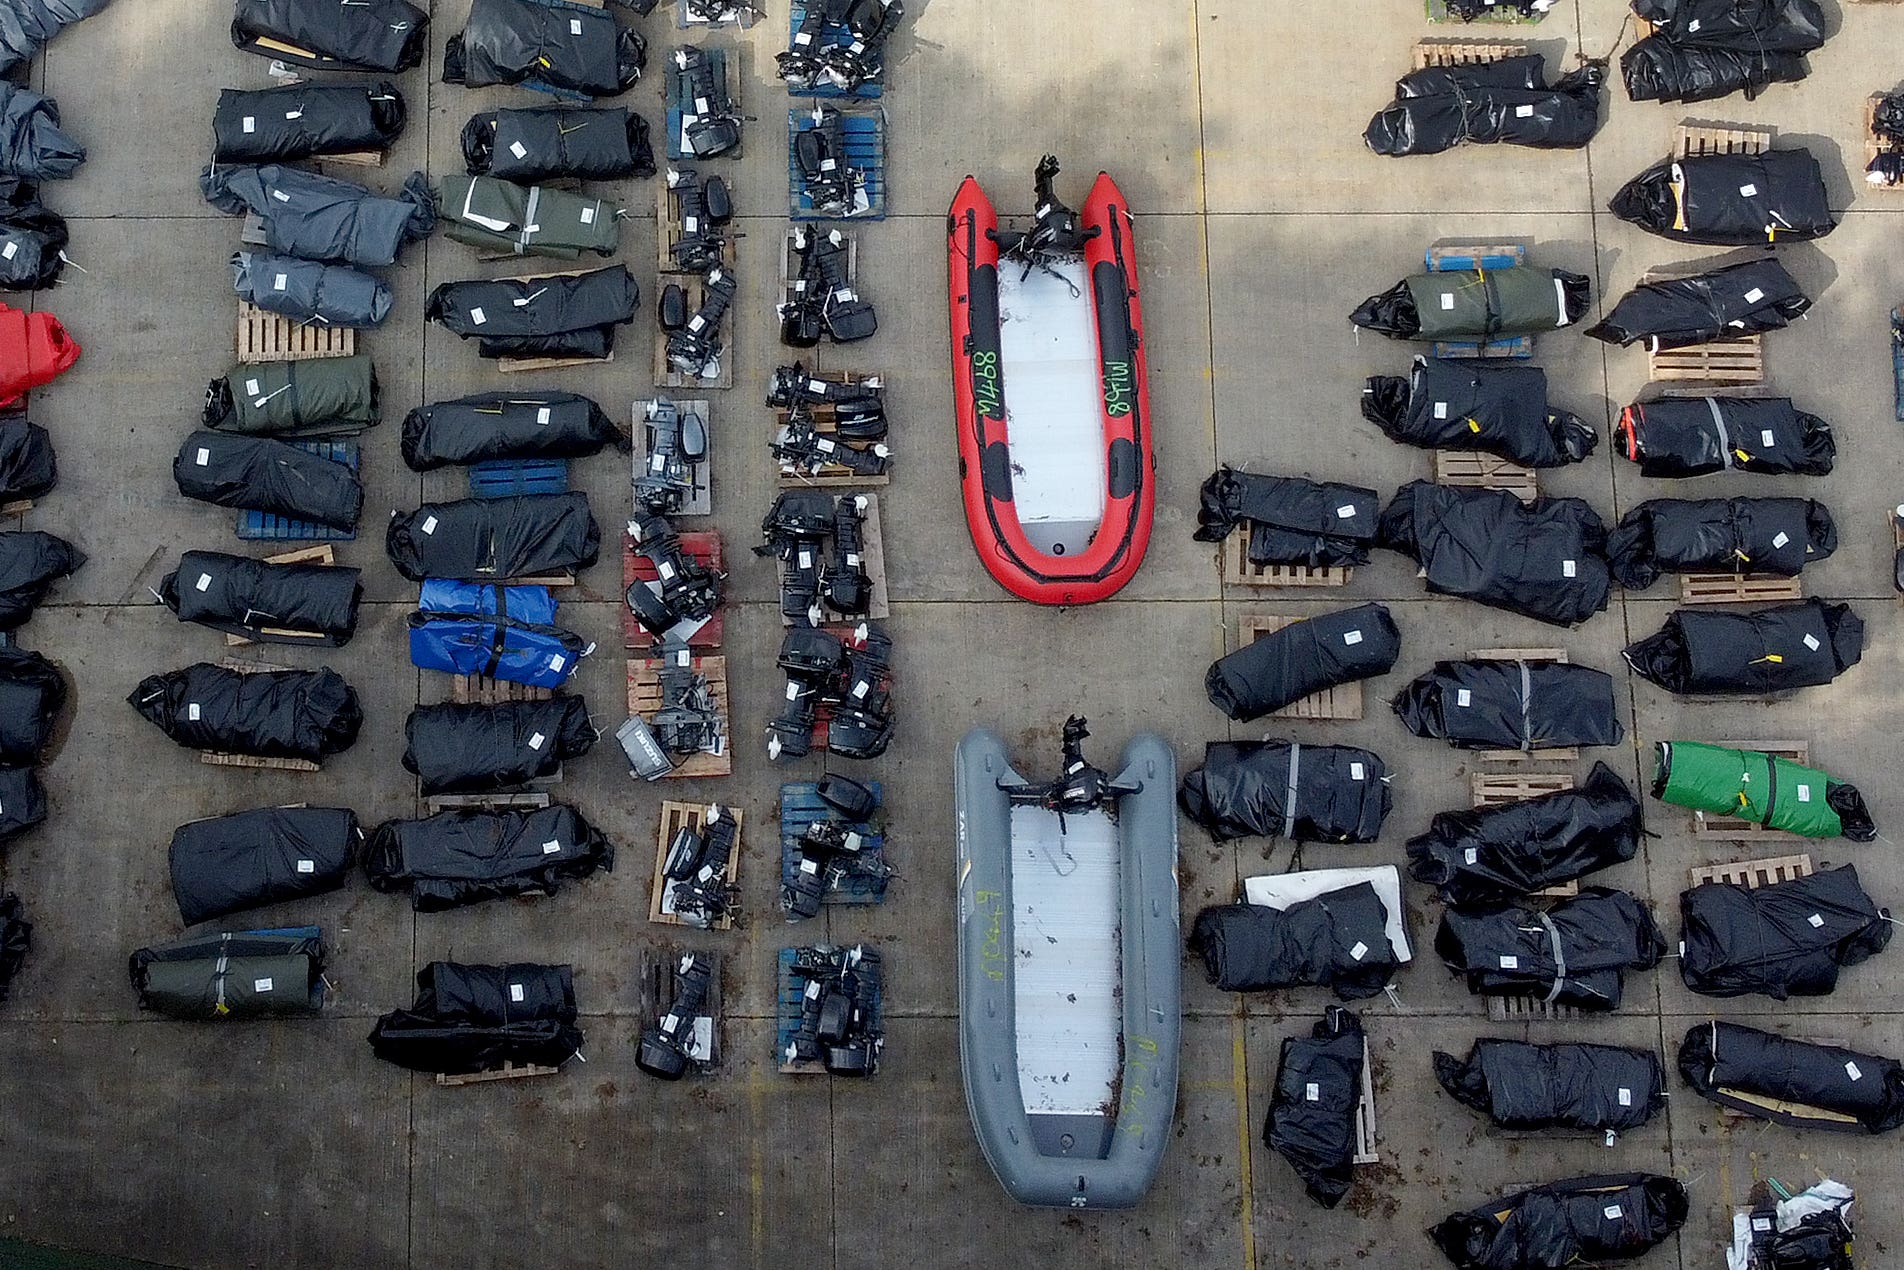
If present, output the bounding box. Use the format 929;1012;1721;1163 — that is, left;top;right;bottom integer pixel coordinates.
946;172;1154;605
0;303;79;407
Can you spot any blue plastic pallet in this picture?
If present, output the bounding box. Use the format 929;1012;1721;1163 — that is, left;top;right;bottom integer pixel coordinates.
774;945;883;1069
1424;244;1532;360
784;1;885;99
779;780;888;905
788;108;886;220
469;457;570;497
235;440;359;542
666;47;737;162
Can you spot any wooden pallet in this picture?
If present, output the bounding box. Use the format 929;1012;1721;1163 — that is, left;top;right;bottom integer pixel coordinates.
635;947;722;1070
1471;771;1576;807
1467;647;1577;763
775;493;890;625
435;1061;561;1087
1411;38;1527;69
494;269;617;374
1689;852;1815;890
627;655;731;778
1690;740;1809;841
1220;535;1353;588
1237;616;1364;721
773;368;891;487
623;529;726;649
224;545;339;646
779;780;889;905
236;301;356;363
1674;121;1773;159
1487;993;1582;1024
1433;449;1538;503
649;801;744;928
653;271;736;389
200;657;322;772
1678;572;1804;605
1646;335;1764;384
636;397;714;517
425;791;552;814
449;675;554;706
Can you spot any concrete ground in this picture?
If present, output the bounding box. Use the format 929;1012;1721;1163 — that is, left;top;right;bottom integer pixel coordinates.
1;0;1902;1266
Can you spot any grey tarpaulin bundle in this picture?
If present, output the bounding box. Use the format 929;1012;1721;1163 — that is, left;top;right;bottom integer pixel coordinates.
0;891;26;1000
437;175;619;261
1679;1021;1904;1133
0;530;81;629
1679;864;1892;999
1265;1008;1365;1209
128;927;326;1020
443;0;645;97
173;430;363;532
231;0;428;72
1361;358;1595;468
0;418;55;503
128;663;362;763
201;165;435;268
462;106;655;183
231;251;392;329
1178;741;1391;843
1586;257;1809;349
0;767;46;842
1430;1174;1689;1270
426;265;637;360
1193;468;1380;568
169;806;361;926
401;391;625;470
1205;603;1400;722
1435;1039;1666;1135
1435;888;1666;1010
1624;599;1863;695
159;549;363;647
1621;0;1824;105
385;493;601;583
1613;394;1834;478
1364;55;1604;157
1351;266;1591;341
212;83;407;165
1407;762;1644;906
369;962;582;1075
0;645;65;764
1607;496;1835;589
365;805;613;912
1190;885;1402;999
0;83;83;180
1378;482;1611;626
402;697;596;795
0;178;67;290
204;355;379;438
1609;147;1835;246
0;0;110;76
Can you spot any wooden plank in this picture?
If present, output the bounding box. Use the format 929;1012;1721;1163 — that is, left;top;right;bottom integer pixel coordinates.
315;149;384;170
1221;535;1353;588
1410;39;1529;69
1677;572;1804;605
1689;852;1815;890
236;301;356;363
1467;647;1567;662
1433;449;1538;502
626;656;732;778
434;1061;561;1087
426;791;552;813
622;530;726;649
1647;335;1764;385
1238;616;1364;721
1353;1049;1379;1166
1471;771;1576;807
201;750;321;773
1690;740;1810;840
772;367;891;487
450;675;555;706
498;350;614;375
649;801;744;929
0;499;30;515
1486;994;1582;1023
653;273;736;389
1674;121;1773;159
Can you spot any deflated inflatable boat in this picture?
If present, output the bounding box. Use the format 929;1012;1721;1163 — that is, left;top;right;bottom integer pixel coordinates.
955;717;1179;1208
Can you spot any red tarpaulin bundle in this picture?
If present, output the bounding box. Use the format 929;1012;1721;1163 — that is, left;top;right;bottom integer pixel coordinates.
0;301;77;406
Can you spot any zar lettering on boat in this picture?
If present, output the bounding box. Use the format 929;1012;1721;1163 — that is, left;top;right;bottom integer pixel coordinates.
955;717;1180;1208
946;158;1155;604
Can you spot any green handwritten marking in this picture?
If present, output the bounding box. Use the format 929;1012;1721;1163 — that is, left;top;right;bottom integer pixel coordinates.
975;889;1006;981
1101;358;1132;417
971;349;1002;420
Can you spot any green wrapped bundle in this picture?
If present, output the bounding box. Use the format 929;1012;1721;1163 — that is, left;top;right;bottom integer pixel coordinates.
203;355;378;437
1652;741;1875;842
437;175;620;260
1351;266;1592;342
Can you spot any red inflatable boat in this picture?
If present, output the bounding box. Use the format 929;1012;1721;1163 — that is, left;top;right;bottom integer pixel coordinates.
946;167;1154;605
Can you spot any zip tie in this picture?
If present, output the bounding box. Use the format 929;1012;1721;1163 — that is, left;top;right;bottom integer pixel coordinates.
56;251;88;274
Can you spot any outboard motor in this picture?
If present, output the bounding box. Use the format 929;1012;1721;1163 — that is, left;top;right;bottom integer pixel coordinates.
665;266;736;379
633;397;709;516
794;106;864;216
636;952;717;1080
663;806;739;929
1001;714;1138;818
674;46;743;158
666;168;732;272
779;227;877;344
624;514;725;640
822;494;874;616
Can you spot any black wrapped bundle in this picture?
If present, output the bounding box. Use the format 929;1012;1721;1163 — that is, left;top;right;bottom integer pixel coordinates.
1407;762;1643;906
127;663;361;762
158;549;363;647
231;251;391;328
201;164;434;269
1609;148;1834;246
0;891;25;1001
1193;468;1379;567
1586;257;1809;349
0;0;110;78
173;431;362;532
0;766;45;843
1622;38;1810;104
463;106;654;182
0;530;80;629
426;266;637;360
385;493;600;583
364;805;614;911
128;928;326;1020
1189;884;1401;999
1351;267;1592;341
1393;658;1623;753
1378;481;1610;626
1613;395;1834;478
401;391;625;470
1624;599;1863;696
1678;1021;1904;1133
213;83;407;165
0;417;55;502
369;961;582;1075
0;83;83;180
443;0;644;97
169;806;360;926
401;698;596;795
0;177;65;290
231;0;428;71
1607;497;1835;590
1435;888;1666;1010
1621;0;1824;105
1434;1039;1666;1133
1366;59;1604;157
1179;741;1391;843
0;645;63;763
1679;864;1892;1000
1361;357;1594;468
1265;1008;1366;1209
1430;1174;1689;1270
1205;603;1401;722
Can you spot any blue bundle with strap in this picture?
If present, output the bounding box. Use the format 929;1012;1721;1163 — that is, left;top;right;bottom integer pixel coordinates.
407;579;592;688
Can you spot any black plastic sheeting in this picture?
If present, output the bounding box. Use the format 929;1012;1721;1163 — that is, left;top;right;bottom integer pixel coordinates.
231;0;428;72
231;251;392;328
159;549;362;647
1610;148;1834;245
0;891;25;1001
202;165;435;268
128;663;362;762
1435;888;1666;1011
385;493;600;583
0;530;80;629
1435;1039;1667;1134
1366;56;1604;157
1430;1174;1689;1270
1407;762;1644;906
1190;884;1402;999
172;430;363;532
129;928;326;1020
1622;0;1824;104
0;83;83;180
1206;603;1401;722
170;806;360;926
1607;496;1835;590
212;83;407;165
443;0;644;97
369;961;582;1075
1612;394;1834;478
1352;267;1591;341
0;646;63;764
0;766;45;843
402;697;596;795
464;106;654;183
1586;257;1809;349
1679;1021;1904;1133
0;0;109;77
1265;1008;1366;1209
426;265;637;360
1362;357;1595;468
401;391;625;470
0;177;66;290
1679;864;1893;1000
1179;741;1392;844
0;417;55;503
1379;482;1611;626
1194;468;1380;567
1624;599;1863;696
365;804;614;911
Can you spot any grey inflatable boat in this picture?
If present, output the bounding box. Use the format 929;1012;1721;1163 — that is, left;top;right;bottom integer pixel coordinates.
955;717;1180;1209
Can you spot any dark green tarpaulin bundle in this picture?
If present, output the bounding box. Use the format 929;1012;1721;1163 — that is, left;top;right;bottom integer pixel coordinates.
1351;266;1592;341
437;175;620;260
204;354;378;437
1652;740;1874;841
128;927;325;1019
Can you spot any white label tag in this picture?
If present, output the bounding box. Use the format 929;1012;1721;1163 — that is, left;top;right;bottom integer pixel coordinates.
1499;955;1519;969
420;515;438;535
1562;559;1577;578
1350;762;1366;781
1439;292;1455;310
244;378;261;396
1342;630;1363;646
785;681;800;700
1803;633;1820;652
1798;785;1812;802
687;315;705;332
1349;941;1368;962
1846;1061;1863;1081
684;215;699;232
1772;531;1790;548
195;447;210;466
536;406;551;425
852;679;869;700
1604;1205;1623;1221
1515;104;1534;118
1465;847;1479;864
808;378;828;394
242;116;256;133
187;703;201;721
542;839;561;855
509;140;528;159
272;273;288;290
1807;913;1824;927
1433;401;1449;420
195;573;213;592
283;109;301;120
1688;17;1701;29
468;306;486;325
1617;1087;1632;1106
845;552;860;566
1744;287;1765;303
569;17;582;33
0;242;15;261
580;206;596;224
1761;429;1776;447
548;654;566;672
254;977;274;992
694;96;710;114
820;158;837;171
797;549;812;569
658;561;676;579
1305;1082;1320;1102
675;650;690;667
1335;504;1357;519
296;859;314;873
1456;688;1472;707
1739;183;1758;197
271;189;290;203
527;731;546;751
